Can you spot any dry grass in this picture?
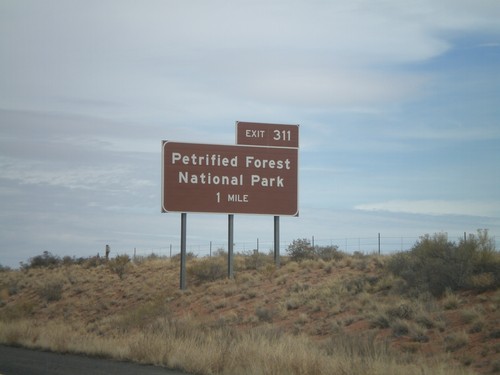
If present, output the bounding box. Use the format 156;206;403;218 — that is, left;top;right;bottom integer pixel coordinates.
1;254;498;374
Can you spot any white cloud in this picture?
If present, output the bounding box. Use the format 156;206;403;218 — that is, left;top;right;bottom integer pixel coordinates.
0;157;153;191
355;200;500;218
3;0;499;119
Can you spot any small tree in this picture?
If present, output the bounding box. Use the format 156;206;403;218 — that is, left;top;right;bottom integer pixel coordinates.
286;238;315;261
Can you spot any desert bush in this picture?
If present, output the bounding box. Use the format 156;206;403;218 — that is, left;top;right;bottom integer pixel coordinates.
61;256;75;266
287;239;346;262
409;323;430;343
83;255;105;268
316;245;345;261
108;254;131;279
285;297;302;310
415;313;436;329
460;307;484;332
387;230;500;297
444;331;469;352
187;257;226;285
0;264;11;272
37;279;64;302
442;290;461;310
21;252;111;269
0;301;36;321
212;248;227;257
370;313;390;329
171;252;198;263
468;320;485;334
60;255;87;266
391;319;410;337
286;238;315;261
239;250;272;270
386;303;414;320
255;306;276;322
467;273;496;291
488;329;500;339
343;277;369;295
22;251;61;269
133;252;163;264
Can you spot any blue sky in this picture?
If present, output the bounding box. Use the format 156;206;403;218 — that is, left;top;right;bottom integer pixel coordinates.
1;1;499;267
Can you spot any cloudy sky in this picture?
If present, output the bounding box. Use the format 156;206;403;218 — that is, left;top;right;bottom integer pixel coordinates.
1;0;499;267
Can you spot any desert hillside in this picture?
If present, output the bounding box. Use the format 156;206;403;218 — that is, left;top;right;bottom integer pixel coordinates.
1;233;499;374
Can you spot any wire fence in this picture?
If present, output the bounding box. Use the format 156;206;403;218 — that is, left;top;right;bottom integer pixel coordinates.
123;233;499;260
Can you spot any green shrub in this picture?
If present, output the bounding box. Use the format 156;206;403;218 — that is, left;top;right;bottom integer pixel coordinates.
286;239;345;262
316;246;345;261
187;257;226;285
387;230;499;297
22;251;61;269
240;250;273;270
286;238;315;261
171;252;198;262
108;254;131;279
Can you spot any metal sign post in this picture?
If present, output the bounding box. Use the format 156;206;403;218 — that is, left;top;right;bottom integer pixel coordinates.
180;213;187;290
228;214;234;278
274;215;280;268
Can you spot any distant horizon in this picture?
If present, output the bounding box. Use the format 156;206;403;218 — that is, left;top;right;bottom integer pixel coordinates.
6;224;498;269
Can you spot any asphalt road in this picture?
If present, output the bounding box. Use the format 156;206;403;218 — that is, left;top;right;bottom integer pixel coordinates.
0;345;190;375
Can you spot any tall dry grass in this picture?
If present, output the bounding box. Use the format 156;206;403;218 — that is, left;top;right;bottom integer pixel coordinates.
0;317;475;375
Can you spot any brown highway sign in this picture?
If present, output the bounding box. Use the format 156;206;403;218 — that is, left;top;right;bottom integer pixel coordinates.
162;141;298;216
236;121;299;148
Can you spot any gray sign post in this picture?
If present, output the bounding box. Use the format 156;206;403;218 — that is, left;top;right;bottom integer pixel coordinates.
180;213;187;290
228;214;234;278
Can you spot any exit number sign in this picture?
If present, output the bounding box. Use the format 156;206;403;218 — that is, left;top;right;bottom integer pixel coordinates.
236;121;299;148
